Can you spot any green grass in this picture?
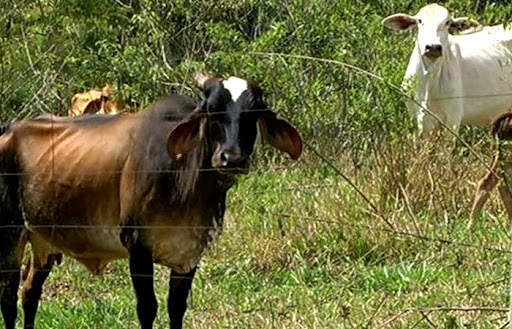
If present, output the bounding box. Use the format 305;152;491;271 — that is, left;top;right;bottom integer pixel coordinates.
4;145;510;328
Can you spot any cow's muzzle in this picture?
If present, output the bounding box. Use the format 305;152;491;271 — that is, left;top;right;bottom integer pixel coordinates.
424;44;443;59
212;149;249;174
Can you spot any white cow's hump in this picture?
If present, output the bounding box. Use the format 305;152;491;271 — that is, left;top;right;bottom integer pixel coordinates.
453;24;512;45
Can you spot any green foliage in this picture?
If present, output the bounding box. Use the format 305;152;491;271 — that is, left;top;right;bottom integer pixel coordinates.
3;0;510;152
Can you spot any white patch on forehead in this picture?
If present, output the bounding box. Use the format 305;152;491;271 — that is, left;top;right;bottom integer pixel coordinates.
222;77;248;102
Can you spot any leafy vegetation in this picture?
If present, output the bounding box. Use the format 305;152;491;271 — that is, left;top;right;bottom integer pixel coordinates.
2;0;512;328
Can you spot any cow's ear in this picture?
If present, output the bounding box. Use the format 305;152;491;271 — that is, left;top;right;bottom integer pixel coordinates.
167;115;205;160
258;112;303;160
382;14;417;31
449;17;482;34
194;72;212;90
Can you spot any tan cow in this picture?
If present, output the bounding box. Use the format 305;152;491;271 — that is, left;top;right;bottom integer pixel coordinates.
68;84;120;116
11;85;121;315
469;112;512;228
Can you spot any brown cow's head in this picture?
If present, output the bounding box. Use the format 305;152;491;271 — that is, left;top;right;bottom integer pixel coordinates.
68;85;120;116
492;111;512;140
167;73;303;174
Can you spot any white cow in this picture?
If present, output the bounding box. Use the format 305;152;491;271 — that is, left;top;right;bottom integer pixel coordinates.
382;3;512;136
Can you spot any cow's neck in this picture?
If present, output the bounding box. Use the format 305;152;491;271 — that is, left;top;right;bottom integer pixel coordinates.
410;40;449;107
413;42;444;77
173;142;237;205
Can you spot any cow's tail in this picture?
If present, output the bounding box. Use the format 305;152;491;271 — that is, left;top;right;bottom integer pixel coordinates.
492;111;512;141
0;123;10;136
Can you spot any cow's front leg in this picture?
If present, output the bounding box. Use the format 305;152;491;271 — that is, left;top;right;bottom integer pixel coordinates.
22;252;61;329
445;116;461;137
129;241;157;329
469;154;500;228
0;227;23;329
443;101;463;137
417;107;438;138
168;267;196;329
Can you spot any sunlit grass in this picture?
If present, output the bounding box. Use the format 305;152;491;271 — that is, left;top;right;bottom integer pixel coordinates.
2;137;508;328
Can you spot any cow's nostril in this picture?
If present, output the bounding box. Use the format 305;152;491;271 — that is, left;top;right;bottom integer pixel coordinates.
426;44;442;52
424;44;443;58
218;150;244;168
220;152;229;166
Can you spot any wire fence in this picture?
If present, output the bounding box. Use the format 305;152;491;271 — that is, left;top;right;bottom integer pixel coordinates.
1;73;511;316
3;3;512;328
0;81;510;328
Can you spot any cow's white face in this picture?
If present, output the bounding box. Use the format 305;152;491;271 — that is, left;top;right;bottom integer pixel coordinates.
414;4;451;59
382;4;481;61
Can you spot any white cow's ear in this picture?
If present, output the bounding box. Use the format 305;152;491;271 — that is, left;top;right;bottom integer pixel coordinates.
449;17;482;34
382;14;417;31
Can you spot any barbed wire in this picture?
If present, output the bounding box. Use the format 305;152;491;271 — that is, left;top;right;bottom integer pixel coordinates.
275;212;510;254
0;205;506;269
5;82;512;119
249;51;511;177
0;212;507;280
0;165;297;176
0;55;507;252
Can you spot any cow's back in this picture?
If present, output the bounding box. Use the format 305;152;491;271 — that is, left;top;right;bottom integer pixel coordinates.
455;29;512;125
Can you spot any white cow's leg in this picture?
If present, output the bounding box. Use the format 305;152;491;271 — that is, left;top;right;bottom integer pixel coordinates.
418;109;437;138
444;108;462;136
416;110;425;135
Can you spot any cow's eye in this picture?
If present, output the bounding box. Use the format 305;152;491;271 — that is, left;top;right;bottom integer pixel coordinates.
445;20;451;26
417;19;422;24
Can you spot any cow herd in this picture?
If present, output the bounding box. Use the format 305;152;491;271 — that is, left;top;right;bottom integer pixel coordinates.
1;3;512;329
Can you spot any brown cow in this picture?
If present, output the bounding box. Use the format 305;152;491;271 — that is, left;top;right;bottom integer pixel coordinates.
469;111;512;228
10;87;121;318
68;85;120;116
17;83;120;309
0;73;303;329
